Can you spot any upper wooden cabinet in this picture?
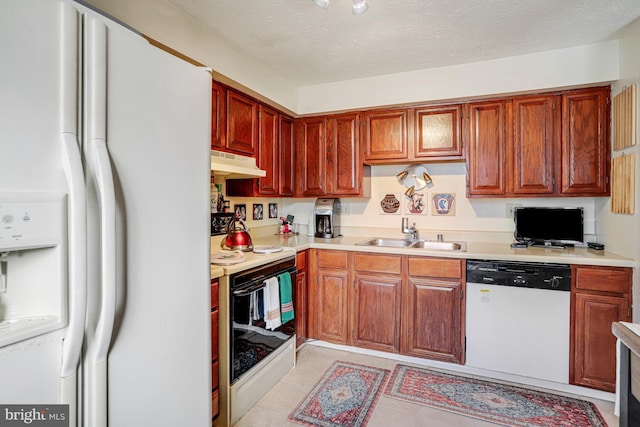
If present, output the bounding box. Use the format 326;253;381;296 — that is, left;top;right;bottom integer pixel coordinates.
467;86;610;198
512;95;559;195
561;87;610;196
255;105;279;195
466;100;510;196
363;109;409;162
226;91;258;156
414;104;463;160
279;115;295;196
211;81;226;150
295;113;368;197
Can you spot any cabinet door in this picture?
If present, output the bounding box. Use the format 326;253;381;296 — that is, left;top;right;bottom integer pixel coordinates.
226;91;258;155
402;278;463;363
572;292;629;391
295;116;327;196
363;109;409;162
314;267;350;344
327;113;362;195
512;95;558;195
352;273;401;352
256;105;279;196
295;250;308;348
211;81;226;150
561;87;610;195
467;100;510;196
279;115;295;196
414;104;463;159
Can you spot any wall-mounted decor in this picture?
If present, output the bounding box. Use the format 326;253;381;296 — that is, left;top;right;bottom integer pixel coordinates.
268;203;278;218
611;154;635;214
252;203;264;220
379;192;401;214
431;193;455;216
406;192;427;215
613;84;637;151
233;203;246;220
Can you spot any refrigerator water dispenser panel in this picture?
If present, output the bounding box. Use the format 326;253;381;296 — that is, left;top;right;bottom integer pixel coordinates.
0;193;67;347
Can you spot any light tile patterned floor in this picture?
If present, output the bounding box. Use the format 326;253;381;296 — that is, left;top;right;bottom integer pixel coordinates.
233;344;618;427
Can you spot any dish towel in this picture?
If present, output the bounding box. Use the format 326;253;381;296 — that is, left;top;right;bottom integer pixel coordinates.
278;272;295;323
263;277;281;330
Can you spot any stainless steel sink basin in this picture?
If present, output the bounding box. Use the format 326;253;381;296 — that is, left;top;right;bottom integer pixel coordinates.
355;238;415;248
355;237;465;251
410;240;463;251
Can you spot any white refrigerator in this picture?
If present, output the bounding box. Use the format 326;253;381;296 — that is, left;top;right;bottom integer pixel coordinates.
0;0;212;426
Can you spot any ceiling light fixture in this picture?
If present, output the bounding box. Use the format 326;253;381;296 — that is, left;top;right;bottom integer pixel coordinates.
352;0;369;15
311;0;369;15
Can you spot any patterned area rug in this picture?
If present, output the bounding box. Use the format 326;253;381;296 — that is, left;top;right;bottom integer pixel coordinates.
384;364;607;427
288;361;390;427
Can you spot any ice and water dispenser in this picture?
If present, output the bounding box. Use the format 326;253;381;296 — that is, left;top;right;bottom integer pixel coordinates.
0;192;67;346
314;198;341;238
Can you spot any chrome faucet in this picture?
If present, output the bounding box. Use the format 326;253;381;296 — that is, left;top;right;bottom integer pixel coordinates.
401;217;419;241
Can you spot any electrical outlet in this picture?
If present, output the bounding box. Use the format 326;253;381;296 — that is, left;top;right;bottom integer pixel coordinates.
505;203;522;218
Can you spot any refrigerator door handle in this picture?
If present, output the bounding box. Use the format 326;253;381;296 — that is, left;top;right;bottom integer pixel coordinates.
86;16;116;427
59;5;85;427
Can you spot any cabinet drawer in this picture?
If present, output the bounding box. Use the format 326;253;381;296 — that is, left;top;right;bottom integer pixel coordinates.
317;250;348;269
408;257;463;279
353;253;401;274
296;250;307;271
210;279;219;310
575;266;631;294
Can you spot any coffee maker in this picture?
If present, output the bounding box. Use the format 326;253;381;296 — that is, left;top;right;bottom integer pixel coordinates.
314;198;341;238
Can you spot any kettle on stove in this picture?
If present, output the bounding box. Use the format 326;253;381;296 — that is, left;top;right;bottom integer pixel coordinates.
220;217;253;252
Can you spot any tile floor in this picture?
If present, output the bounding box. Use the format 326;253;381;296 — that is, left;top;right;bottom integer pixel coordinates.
233;343;618;427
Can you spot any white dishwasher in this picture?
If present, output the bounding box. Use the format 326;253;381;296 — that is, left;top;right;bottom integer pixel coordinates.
465;260;571;384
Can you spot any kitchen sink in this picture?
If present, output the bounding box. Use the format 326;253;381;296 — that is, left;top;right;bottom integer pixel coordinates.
355;237;465;251
355;238;416;248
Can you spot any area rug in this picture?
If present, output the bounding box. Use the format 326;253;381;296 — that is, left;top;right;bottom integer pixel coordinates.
288;361;390;427
384;364;607;427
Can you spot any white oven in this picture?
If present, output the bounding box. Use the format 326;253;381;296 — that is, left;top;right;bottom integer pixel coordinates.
214;247;297;427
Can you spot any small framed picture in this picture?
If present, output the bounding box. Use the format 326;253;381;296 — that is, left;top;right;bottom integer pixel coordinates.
268;203;278;219
253;204;264;220
234;204;246;220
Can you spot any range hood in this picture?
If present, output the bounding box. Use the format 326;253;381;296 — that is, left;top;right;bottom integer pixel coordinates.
210;150;266;179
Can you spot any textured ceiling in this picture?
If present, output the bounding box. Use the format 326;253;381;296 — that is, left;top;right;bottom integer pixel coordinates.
168;0;640;86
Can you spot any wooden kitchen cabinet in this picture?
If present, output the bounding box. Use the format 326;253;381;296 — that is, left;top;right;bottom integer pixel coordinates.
295;116;327;196
363;109;410;162
571;265;632;392
512;95;559;195
308;249;350;344
279;114;295;196
211;81;226;150
466;100;510;196
351;253;402;353
402;257;465;364
295;250;308;348
226;90;258;156
561;87;610;196
211;278;220;420
414;104;464;160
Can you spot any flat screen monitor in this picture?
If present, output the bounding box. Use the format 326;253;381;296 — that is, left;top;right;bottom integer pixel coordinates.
513;207;584;245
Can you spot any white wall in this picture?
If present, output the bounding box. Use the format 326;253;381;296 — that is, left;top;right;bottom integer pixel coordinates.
297;41;619;114
596;17;640;319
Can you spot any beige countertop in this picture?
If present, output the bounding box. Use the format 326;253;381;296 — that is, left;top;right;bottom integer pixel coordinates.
245;233;635;268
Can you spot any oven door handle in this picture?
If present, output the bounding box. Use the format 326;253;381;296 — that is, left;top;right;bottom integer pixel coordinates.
233;282;267;297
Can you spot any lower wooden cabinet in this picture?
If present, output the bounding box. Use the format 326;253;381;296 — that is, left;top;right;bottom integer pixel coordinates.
295;250;308;348
571;265;632;392
308;249;465;364
402;257;465;363
352;253;402;353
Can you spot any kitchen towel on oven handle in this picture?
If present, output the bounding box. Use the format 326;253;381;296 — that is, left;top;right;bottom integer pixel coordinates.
263;277;281;330
278;272;294;323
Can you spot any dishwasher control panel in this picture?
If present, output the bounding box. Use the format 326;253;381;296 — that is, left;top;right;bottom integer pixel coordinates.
466;260;571;291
